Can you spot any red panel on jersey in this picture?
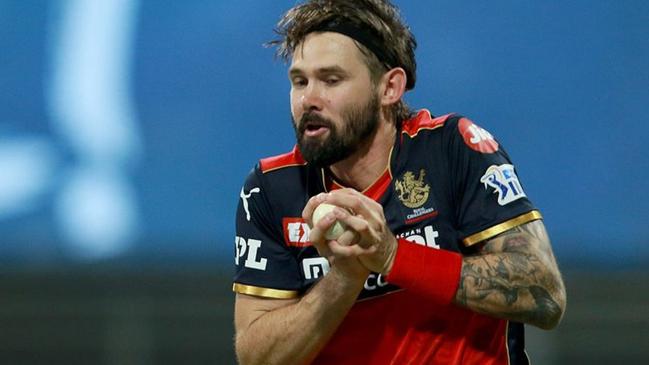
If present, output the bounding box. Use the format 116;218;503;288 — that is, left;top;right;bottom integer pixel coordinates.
327;168;392;202
313;291;510;365
458;117;499;153
260;145;306;173
363;168;392;201
402;110;453;138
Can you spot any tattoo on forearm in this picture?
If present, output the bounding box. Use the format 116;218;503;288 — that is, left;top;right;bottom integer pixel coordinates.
455;221;563;327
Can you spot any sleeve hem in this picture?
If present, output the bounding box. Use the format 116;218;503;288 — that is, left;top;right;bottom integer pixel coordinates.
232;283;299;299
462;210;543;247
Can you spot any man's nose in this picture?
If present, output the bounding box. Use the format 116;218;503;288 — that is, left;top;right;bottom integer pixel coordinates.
300;83;324;112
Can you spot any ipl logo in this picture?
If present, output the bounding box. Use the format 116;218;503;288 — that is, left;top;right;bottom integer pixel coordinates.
480;164;526;206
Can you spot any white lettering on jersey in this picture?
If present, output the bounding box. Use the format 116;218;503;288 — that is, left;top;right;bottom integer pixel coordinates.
468;124;495;144
235;236;267;270
240;187;261;221
287;222;310;244
400;225;441;249
235;236;247;265
480;164;526;206
364;273;389;291
302;257;330;280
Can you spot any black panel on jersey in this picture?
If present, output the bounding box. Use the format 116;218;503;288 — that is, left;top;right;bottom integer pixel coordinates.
234;111;538;298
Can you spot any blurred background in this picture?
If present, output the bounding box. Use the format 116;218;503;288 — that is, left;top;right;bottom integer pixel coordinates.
1;0;647;364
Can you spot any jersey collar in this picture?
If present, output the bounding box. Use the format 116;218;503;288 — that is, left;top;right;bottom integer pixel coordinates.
320;147;395;202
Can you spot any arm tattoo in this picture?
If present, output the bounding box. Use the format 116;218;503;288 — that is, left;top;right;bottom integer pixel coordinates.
454;220;565;329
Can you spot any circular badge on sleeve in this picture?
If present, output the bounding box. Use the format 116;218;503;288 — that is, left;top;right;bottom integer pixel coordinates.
458;118;499;153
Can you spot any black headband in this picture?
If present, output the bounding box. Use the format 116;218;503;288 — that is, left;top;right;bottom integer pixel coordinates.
312;20;397;70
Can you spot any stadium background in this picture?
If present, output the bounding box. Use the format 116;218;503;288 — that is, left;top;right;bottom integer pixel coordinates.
1;0;647;363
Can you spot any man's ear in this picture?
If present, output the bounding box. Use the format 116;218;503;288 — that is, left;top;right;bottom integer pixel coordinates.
379;67;407;107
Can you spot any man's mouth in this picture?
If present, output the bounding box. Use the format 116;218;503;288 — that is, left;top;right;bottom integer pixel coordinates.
303;121;330;137
300;114;332;138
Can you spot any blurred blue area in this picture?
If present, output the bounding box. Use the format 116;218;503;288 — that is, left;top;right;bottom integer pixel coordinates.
1;0;647;268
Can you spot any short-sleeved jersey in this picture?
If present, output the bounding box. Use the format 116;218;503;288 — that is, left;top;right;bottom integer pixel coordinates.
233;110;540;365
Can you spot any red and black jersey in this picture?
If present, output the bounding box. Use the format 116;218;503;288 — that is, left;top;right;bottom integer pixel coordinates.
233;110;540;364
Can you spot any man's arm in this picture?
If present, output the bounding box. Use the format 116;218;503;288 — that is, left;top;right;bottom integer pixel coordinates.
234;262;366;365
319;189;566;330
234;196;369;365
454;219;566;329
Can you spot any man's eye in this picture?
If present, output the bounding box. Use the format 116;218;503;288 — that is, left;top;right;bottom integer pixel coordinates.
292;78;307;87
325;78;340;85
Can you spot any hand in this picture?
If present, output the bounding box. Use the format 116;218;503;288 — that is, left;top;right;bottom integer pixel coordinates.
303;193;370;281
303;190;398;275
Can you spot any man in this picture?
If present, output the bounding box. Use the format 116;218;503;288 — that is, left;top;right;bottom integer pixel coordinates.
233;0;566;364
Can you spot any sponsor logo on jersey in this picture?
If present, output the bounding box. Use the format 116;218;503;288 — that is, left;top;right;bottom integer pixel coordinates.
480;164;526;205
235;236;268;270
283;218;312;247
302;257;330;280
396;225;441;249
458;117;499;153
357;273;402;300
363;273;389;291
300;255;401;300
395;169;430;208
239;187;261;221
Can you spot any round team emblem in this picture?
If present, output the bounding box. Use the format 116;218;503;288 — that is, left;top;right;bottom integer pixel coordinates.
458;118;499;153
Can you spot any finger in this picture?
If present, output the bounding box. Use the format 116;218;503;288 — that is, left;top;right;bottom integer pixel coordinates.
334;229;360;247
302;193;327;227
324;189;380;221
308;210;337;245
332;209;386;250
333;208;373;236
312;240;333;259
328;239;376;258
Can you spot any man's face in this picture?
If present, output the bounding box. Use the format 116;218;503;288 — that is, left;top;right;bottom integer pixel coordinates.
289;32;380;167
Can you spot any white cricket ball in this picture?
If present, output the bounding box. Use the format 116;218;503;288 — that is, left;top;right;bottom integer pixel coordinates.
312;203;347;240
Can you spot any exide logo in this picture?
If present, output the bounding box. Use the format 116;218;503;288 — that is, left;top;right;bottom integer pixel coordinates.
283;218;311;247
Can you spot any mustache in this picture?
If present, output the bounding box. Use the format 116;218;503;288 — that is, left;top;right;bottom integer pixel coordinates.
298;112;334;134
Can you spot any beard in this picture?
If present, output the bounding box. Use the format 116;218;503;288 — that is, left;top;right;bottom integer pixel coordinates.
293;93;380;168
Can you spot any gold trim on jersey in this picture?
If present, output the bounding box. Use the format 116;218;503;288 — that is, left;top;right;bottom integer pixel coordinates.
232;283;299;299
401;125;446;138
401;109;446;138
462;210;543;246
387;145;394;179
321;146;394;194
263;162;308;174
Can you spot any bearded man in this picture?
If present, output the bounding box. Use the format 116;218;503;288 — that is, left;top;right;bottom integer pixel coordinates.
233;1;566;364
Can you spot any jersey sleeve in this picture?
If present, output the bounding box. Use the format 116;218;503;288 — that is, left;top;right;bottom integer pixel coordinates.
233;165;303;299
446;116;541;246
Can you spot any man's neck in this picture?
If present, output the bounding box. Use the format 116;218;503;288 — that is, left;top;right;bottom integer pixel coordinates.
328;119;397;192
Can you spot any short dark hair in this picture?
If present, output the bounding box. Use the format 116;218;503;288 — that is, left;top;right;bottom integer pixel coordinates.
269;0;417;124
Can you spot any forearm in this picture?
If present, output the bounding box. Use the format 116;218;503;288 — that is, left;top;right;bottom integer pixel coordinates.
453;251;564;329
235;269;365;365
452;221;566;329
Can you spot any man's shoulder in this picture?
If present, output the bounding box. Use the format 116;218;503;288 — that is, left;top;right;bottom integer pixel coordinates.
259;145;307;174
242;145;308;191
241;146;309;214
400;110;503;155
400;109;458;139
